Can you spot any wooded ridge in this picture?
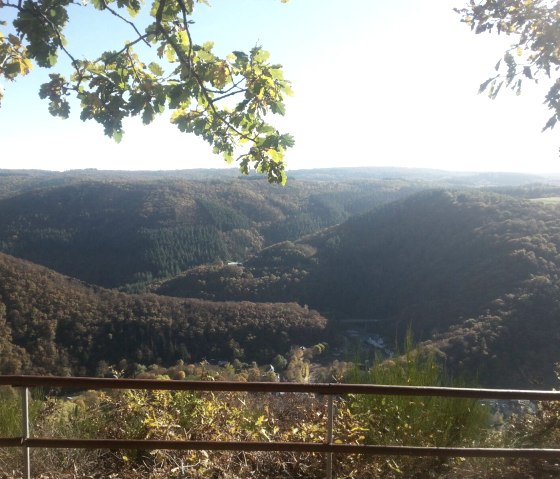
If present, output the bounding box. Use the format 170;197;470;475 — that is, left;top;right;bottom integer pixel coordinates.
2;169;560;387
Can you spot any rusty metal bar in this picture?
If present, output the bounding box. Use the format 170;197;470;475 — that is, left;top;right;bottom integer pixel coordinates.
0;438;21;447
9;438;560;459
1;375;560;401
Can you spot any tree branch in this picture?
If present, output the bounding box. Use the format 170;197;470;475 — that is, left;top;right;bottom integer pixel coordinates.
213;88;247;103
162;22;256;145
95;33;150;65
26;1;81;75
100;0;150;47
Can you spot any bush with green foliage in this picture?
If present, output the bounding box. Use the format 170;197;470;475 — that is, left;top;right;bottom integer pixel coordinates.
342;332;489;477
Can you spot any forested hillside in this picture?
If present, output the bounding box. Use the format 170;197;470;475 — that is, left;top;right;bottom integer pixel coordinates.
0;170;421;288
158;189;553;321
157;189;560;386
4;169;560;387
0;253;326;376
423;277;560;387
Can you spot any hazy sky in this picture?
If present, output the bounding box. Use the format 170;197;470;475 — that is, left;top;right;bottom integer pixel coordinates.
1;0;559;174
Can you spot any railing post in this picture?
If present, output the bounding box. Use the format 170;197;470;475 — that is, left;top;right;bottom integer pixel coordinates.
21;387;30;479
326;394;334;479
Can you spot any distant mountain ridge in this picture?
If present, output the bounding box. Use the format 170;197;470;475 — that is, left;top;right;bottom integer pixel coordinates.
0;166;552;200
289;167;549;186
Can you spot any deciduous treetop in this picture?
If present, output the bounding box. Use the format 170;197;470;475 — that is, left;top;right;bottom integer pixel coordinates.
0;0;293;183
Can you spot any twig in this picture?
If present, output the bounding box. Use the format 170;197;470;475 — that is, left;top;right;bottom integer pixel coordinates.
96;33;150;65
101;0;150;47
213;88;247;103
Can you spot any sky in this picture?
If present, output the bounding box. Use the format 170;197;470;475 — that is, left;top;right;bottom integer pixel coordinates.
1;0;559;175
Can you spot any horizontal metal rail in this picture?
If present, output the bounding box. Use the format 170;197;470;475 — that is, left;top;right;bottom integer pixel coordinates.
1;375;560;401
8;439;560;459
1;375;560;479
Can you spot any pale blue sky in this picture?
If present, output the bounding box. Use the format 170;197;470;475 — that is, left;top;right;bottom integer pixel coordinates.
1;0;558;174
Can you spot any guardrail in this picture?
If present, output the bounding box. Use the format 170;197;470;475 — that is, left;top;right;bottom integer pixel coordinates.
2;375;560;479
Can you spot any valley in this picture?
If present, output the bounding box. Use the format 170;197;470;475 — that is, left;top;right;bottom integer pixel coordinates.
1;167;560;387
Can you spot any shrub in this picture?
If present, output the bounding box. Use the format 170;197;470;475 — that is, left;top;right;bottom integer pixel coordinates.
342;331;489;477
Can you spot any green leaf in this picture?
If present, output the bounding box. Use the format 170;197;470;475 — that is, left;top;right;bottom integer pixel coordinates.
112;130;123;142
127;4;140;17
279;133;295;148
223;150;234;164
148;62;164;76
8;34;20;46
279;169;287;186
232;51;249;63
47;52;58;67
281;84;294;96
165;44;177;62
142;105;155;125
252;48;270;63
270;102;286;115
3;63;22;77
177;31;190;49
91;0;105;9
269;68;284;80
197;49;215;62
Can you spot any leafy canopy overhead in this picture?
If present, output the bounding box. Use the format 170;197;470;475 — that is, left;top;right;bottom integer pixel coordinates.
457;0;560;131
0;0;293;184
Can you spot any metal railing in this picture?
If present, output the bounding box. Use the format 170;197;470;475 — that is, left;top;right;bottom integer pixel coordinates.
2;375;560;479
